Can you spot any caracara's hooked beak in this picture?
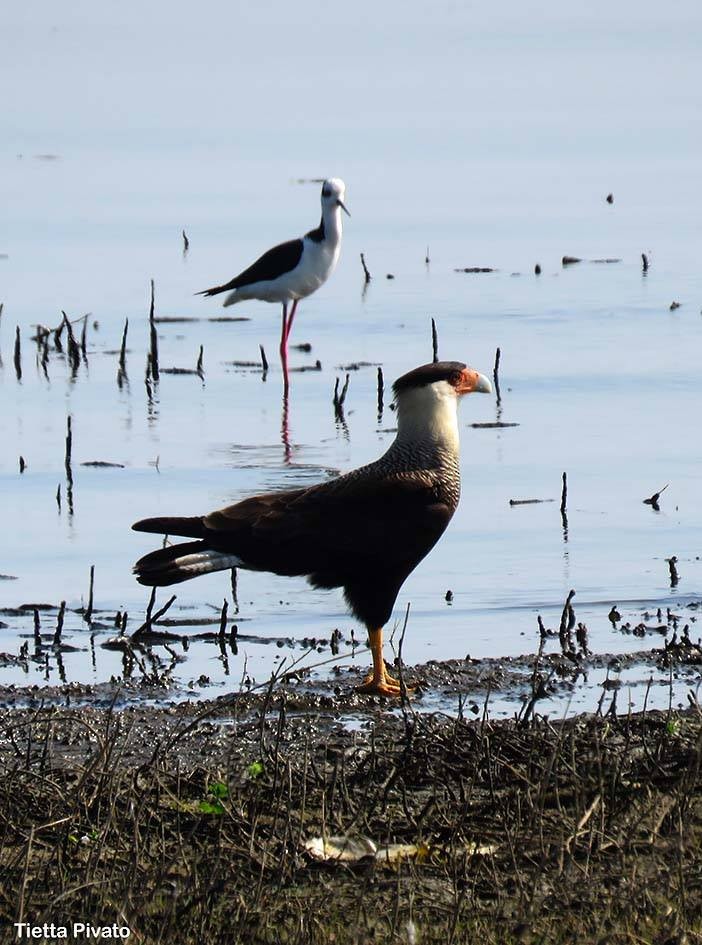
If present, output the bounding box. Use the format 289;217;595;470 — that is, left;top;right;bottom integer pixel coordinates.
338;199;351;217
456;368;492;395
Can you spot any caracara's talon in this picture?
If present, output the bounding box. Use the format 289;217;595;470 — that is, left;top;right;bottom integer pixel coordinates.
355;679;404;698
356;671;415;698
362;666;401;689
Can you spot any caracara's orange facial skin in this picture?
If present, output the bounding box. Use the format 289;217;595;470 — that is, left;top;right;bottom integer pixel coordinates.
455;367;483;394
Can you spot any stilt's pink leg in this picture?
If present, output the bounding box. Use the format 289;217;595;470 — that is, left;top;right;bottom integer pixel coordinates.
279;302;290;393
284;299;299;345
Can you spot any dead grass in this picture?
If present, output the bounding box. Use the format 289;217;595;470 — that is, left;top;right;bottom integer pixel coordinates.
1;697;701;944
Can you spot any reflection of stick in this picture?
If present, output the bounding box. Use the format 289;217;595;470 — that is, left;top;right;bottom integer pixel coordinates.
666;556;679;588
218;599;228;640
145;357;153;402
85;565;95;623
431;318;438;363
14;326;21;381
58;646;68;679
231;568;239;614
65;416;74;515
41;336;50;377
360;253;372;283
65;416;73;477
642;253;649;273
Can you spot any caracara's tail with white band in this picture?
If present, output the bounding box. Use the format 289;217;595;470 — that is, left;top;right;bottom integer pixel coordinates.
133;539;242;587
132;516;242;586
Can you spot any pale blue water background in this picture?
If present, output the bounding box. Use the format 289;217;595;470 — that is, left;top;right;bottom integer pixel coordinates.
1;0;701;714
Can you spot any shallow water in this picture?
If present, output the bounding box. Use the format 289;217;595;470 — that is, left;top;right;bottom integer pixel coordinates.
1;0;701;716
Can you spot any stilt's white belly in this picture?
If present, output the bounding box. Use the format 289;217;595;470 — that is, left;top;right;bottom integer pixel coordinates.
225;238;340;306
287;238;340;299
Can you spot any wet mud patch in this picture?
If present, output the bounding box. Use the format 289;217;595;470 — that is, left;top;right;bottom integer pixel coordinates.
2;630;701;721
3;585;701;717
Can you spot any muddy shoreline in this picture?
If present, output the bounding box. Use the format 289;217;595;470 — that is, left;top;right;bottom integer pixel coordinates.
1;634;701;716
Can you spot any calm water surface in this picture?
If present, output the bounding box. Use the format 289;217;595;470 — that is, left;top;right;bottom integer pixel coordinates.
1;0;701;716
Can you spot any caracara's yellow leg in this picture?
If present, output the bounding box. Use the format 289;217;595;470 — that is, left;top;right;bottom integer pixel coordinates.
356;627;411;697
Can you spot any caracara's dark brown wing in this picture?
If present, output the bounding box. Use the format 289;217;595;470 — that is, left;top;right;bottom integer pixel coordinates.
133;470;455;627
246;473;453;624
205;474;451;571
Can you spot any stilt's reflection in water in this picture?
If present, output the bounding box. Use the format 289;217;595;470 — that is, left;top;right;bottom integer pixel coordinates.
281;388;292;465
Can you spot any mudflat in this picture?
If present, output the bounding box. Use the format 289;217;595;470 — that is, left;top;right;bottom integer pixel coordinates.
1;687;701;944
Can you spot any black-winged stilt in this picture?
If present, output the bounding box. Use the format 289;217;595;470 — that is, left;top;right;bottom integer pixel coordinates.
197;178;349;390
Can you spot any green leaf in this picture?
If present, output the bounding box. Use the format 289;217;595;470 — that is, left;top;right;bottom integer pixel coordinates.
208;781;228;799
247;761;264;779
198;799;225;815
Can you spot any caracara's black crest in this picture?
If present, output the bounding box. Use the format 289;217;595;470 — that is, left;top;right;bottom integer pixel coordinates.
392;361;466;397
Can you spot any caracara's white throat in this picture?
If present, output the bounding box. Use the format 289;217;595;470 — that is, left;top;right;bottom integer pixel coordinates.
393;379;460;455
